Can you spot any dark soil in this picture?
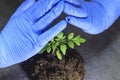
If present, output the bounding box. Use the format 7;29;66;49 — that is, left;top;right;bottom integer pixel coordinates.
21;49;85;80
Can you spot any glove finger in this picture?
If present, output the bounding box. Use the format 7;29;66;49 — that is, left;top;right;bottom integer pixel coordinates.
12;0;35;18
34;1;64;31
66;16;90;31
65;0;81;6
64;2;87;17
25;0;60;23
38;20;67;46
66;16;103;34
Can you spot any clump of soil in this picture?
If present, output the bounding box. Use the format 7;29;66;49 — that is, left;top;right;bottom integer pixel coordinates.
21;49;85;80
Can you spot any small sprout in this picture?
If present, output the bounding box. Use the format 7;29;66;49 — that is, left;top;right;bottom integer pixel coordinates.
39;32;86;60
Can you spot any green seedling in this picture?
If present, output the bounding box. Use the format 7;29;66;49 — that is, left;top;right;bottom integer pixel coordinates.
39;32;86;60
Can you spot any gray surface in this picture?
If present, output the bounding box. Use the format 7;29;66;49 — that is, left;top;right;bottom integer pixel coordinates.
83;32;120;80
0;64;30;80
0;0;120;80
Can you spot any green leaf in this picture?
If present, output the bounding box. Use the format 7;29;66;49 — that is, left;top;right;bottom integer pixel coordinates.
47;43;51;46
60;44;67;55
39;47;46;54
79;38;86;43
51;38;54;42
68;41;74;49
55;42;60;46
61;36;66;40
57;32;64;39
47;47;51;53
56;49;62;60
52;43;57;51
55;38;60;41
68;33;74;40
73;40;81;46
72;35;80;41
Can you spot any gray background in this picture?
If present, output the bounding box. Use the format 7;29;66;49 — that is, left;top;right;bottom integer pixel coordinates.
0;0;120;80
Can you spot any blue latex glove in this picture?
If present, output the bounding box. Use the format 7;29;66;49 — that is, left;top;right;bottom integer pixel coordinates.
0;0;66;68
64;0;120;34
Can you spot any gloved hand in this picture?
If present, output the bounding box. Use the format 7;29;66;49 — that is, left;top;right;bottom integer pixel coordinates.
64;0;120;34
0;0;66;68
